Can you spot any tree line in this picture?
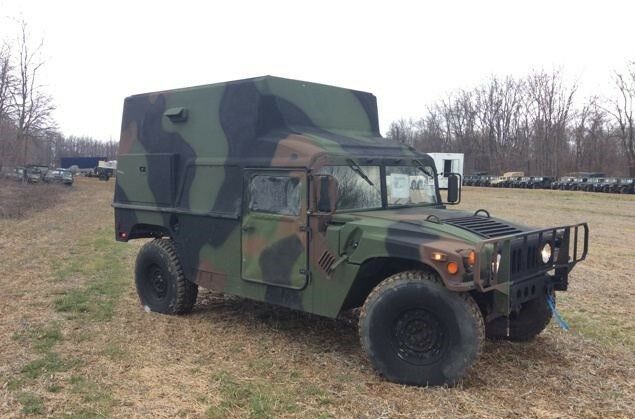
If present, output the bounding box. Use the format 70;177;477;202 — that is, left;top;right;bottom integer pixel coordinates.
386;68;635;177
0;22;115;170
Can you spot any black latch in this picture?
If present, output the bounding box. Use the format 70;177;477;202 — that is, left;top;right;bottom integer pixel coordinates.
164;107;188;123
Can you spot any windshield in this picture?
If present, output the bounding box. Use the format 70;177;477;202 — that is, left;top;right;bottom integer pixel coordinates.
386;166;437;207
317;164;438;211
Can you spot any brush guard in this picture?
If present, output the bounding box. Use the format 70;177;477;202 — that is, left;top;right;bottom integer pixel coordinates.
473;223;588;315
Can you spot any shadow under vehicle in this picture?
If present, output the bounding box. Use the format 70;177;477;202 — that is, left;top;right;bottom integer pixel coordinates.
113;76;588;387
43;169;74;186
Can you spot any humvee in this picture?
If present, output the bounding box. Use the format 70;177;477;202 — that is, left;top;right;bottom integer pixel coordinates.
113;76;588;386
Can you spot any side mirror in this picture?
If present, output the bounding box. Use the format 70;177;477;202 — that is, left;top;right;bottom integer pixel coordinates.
446;173;461;205
311;174;339;213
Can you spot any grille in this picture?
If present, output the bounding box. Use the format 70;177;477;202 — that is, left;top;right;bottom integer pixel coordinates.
318;250;337;273
443;216;523;238
510;245;539;274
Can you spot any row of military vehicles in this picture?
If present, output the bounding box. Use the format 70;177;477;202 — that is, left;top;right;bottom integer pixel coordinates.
464;171;635;194
4;165;74;186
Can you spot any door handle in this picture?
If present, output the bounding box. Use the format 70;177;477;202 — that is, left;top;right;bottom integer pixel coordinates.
242;224;255;232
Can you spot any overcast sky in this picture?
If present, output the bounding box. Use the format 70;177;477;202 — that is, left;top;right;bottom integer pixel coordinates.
1;0;634;141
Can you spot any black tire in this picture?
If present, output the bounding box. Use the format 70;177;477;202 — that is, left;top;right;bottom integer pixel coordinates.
359;271;484;387
135;239;198;314
485;294;552;342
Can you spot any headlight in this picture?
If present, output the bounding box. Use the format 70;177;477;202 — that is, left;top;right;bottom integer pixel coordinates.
492;253;501;273
541;242;552;263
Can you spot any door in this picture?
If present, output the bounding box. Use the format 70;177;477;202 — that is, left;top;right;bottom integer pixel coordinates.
241;170;309;289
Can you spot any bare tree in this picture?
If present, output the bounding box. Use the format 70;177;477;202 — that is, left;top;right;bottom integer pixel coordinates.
605;63;635;177
0;42;13;166
12;21;54;165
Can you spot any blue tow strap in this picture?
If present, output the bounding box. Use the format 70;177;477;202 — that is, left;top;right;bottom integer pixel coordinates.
546;293;569;331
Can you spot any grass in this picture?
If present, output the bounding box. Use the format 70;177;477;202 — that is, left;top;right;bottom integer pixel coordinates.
0;178;70;219
53;230;129;321
20;352;76;379
13;323;63;353
16;392;44;415
565;309;635;351
207;372;280;418
4;199;129;414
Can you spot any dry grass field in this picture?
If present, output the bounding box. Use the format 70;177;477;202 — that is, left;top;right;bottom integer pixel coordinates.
0;178;633;418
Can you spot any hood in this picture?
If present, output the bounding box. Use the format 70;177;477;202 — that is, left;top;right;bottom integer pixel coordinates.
334;206;531;244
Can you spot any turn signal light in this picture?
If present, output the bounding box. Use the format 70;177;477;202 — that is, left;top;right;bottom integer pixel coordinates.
447;262;459;275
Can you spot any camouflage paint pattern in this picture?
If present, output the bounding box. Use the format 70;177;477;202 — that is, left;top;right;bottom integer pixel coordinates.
114;76;586;318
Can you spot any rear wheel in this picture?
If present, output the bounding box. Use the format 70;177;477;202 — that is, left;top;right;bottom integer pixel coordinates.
135;239;198;314
359;271;484;386
485;294;552;342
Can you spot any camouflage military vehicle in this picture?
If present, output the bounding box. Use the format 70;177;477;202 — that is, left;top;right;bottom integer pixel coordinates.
113;76;588;386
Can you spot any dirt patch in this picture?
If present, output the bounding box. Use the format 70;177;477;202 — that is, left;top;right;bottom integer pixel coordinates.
0;180;633;418
0;179;70;219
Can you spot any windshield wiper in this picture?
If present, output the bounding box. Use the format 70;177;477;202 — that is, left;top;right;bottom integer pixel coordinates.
347;159;374;186
413;159;435;177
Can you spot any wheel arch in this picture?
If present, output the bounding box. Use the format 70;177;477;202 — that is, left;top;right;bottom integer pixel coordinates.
339;257;441;311
128;223;171;240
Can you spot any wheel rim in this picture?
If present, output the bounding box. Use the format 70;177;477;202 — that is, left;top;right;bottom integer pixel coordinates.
393;308;446;365
147;264;167;299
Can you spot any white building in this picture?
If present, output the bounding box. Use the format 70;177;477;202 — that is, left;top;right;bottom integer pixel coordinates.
425;153;464;189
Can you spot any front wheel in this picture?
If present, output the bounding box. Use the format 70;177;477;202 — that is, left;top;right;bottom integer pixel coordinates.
135;239;198;314
359;271;484;386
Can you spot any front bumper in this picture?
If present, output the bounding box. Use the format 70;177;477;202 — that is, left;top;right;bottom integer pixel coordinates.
472;223;588;315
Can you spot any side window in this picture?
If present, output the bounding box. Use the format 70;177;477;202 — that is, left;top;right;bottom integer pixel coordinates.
249;175;301;216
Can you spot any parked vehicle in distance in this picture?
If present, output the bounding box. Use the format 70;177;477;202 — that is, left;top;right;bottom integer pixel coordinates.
462;175;476;186
596;177;618;193
526;176;554;189
476;175;497;187
25;167;45;183
561;177;580;190
113;76;589;387
489;176;507;187
618;178;634;194
43;169;74;186
463;174;486;186
491;171;524;188
6;167;25;182
512;176;532;188
500;176;522;188
569;178;590;191
580;177;603;192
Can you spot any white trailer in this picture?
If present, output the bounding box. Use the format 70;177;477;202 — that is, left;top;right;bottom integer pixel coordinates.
426;153;464;189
